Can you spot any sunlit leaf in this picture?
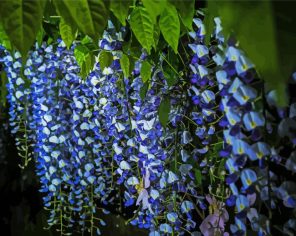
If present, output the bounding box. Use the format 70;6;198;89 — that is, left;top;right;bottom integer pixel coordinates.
0;23;12;50
159;3;180;53
129;7;154;54
81;35;93;45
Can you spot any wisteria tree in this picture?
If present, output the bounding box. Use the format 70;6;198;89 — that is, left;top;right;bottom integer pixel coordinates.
0;0;296;236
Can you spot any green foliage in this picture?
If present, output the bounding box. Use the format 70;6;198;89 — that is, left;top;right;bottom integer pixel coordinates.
81;35;93;45
0;0;46;56
140;61;152;83
0;0;294;107
0;24;12;50
158;97;170;127
162;48;180;86
62;0;109;42
99;50;113;71
159;3;180;53
163;67;178;87
110;0;131;26
153;24;160;49
74;45;95;79
171;0;195;30
53;0;76;32
129;7;154;54
140;82;149;100
36;29;45;47
142;0;167;23
59;18;76;49
74;45;89;67
120;53;130;78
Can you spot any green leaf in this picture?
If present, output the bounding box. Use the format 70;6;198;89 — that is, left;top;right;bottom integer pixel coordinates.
142;0;167;23
153;24;160;49
44;0;58;21
99;50;113;70
74;44;94;78
163;68;178;87
140;82;149;100
0;24;12;50
194;169;202;186
83;53;95;78
53;0;76;26
140;61;152;83
129;7;154;54
110;0;131;26
158;97;170;127
159;3;180;53
120;54;130;78
59;18;76;49
74;45;89;67
129;57;135;76
0;0;46;56
36;28;44;47
61;0;109;41
171;0;195;30
162;47;179;86
81;35;93;45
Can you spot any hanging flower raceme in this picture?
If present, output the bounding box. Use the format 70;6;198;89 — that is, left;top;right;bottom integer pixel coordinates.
185;16;233;235
29;41;78;232
0;46;37;168
212;34;296;235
